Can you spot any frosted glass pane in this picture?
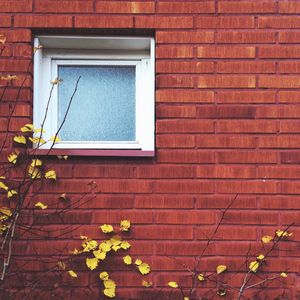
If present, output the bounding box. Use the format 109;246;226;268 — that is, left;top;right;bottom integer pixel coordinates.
58;65;136;142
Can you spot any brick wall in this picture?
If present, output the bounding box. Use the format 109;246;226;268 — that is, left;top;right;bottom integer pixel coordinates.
0;1;300;299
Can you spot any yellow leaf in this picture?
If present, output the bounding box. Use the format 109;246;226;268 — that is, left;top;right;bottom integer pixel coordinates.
57;261;66;270
31;159;42;167
134;259;142;266
1;75;18;81
103;288;115;298
0;182;8;191
68;270;77;278
7;189;17;198
82;240;98;252
0;225;8;233
28;166;41;179
93;249;106;260
123;255;132;265
120;241;131;250
86;257;98;270
138;262;151;275
100;224;114;233
33;128;46;134
0;207;12;221
262;235;273;244
168;282;178;288
13;135;26;144
104;279;116;289
49;135;60;143
70;248;81;255
217;289;226;297
198;273;205;281
142;280;152;288
99;272;109;281
29;136;46;144
21;124;34;132
35;202;47;210
112;244;121;252
50;78;63;85
249;261;259;273
57;155;68;160
0;176;5;179
33;45;43;53
216;265;227;274
59;193;69;201
7;151;19;164
45;170;56;180
0;35;6;44
257;254;265;260
120;220;131;231
276;230;293;238
99;241;112;253
280;272;288;278
184;298;189;300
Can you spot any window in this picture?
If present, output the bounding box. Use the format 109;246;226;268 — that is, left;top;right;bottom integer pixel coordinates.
33;36;155;156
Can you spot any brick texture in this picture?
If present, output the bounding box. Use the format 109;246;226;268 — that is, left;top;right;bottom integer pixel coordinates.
1;1;300;299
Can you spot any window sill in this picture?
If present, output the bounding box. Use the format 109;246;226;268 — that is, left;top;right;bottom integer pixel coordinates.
28;149;155;157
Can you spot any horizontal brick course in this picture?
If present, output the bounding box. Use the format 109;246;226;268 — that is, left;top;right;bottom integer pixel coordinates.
95;1;154;14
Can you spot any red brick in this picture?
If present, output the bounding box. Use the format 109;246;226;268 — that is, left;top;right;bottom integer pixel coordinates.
156;134;195;148
217;151;277;163
0;0;32;12
135;195;194;209
0;103;30;116
0;15;11;27
12;44;32;58
279;91;300;103
217;61;276;74
280;121;300;133
259;136;300;149
0;29;31;42
259;46;300;58
157;2;215;13
259;16;300;28
197;105;255;119
157;150;214;163
156;211;215;224
196;16;255;28
217;91;276;104
195;226;257;240
216;180;277;194
196;165;256;179
0;59;30;72
153;180;214;194
135;16;193;29
278;182;300;194
195;195;257;209
216;120;276;133
156;75;194;88
14;15;73;27
218;1;276;13
137;165;195;178
156;105;197;118
156;61;214;74
256;105;300;118
198;46;255;58
217;31;276;43
156;89;214;103
35;0;93;13
95;1;154;13
156;46;193;58
75;15;133;28
134;225;193;240
195;135;256;149
279;62;300;73
259;76;300;88
279;31;300;43
280;152;300;163
258;166;300;179
156;30;214;44
259;196;300;209
0;87;31;102
281;212;300;225
279;1;300;13
73;165;135;178
151;257;195;271
198;75;256;89
156;120;213;133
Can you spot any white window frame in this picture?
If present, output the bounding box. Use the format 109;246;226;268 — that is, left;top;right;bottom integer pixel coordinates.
33;36;155;152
